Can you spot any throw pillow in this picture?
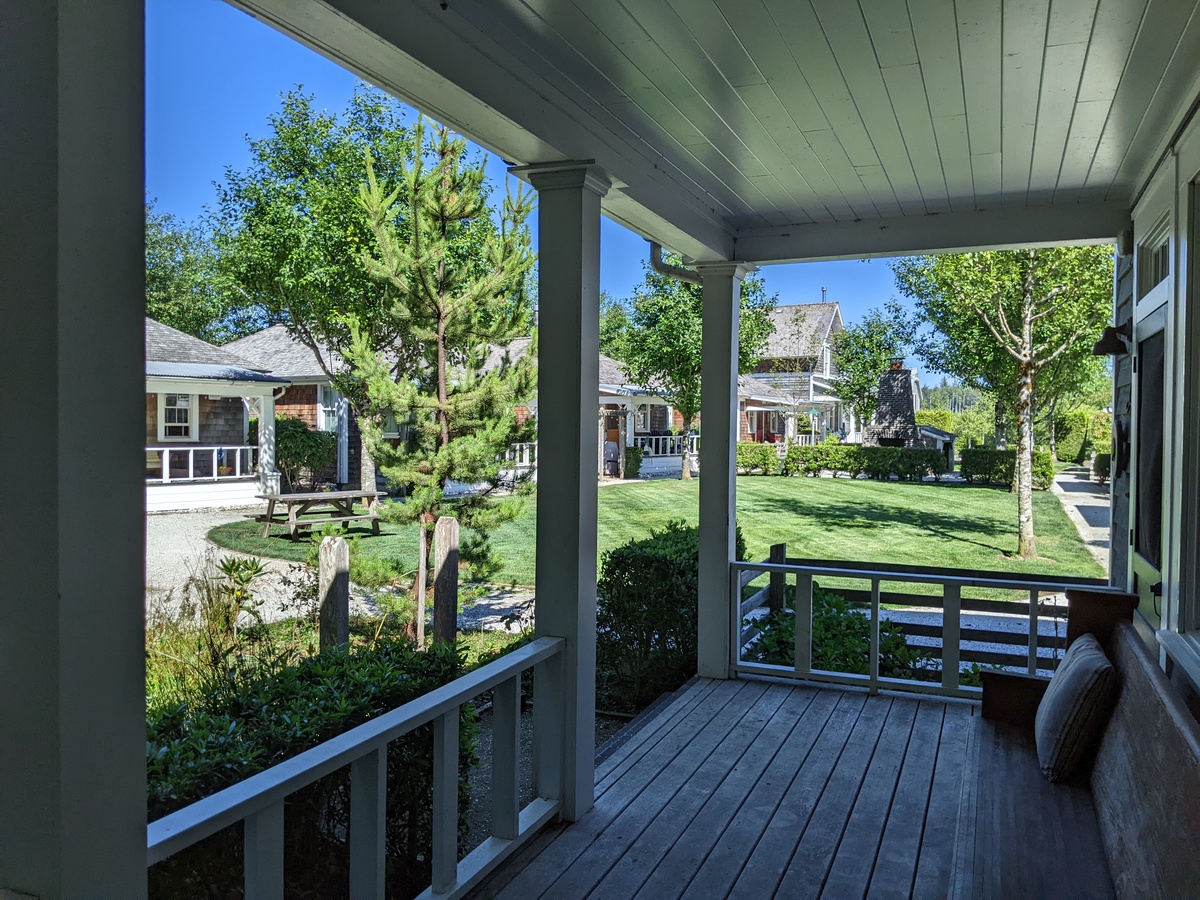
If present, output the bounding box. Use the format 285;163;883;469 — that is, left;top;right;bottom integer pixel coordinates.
1034;633;1118;782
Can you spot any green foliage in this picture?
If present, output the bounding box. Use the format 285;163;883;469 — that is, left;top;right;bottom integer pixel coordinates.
736;441;781;474
145;203;261;343
618;254;777;441
1032;449;1055;491
952;402;995;448
1090;411;1112;450
922;378;983;413
1055;408;1092;462
959;449;1016;485
914;409;954;432
599;290;631;360
1094;453;1111;483
830;304;910;426
147;642;474;898
781;443;946;481
623;445;643;479
596;521;745;712
256;415;337;491
746;583;931;679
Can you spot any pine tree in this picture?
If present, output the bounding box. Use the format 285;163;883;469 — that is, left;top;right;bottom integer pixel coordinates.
345;118;536;637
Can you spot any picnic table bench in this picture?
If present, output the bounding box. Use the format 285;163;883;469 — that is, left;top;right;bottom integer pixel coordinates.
254;489;386;540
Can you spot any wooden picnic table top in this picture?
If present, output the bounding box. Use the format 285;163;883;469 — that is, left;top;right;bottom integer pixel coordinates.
256;489;386;503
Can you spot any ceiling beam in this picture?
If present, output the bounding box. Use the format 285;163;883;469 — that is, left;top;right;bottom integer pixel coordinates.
734;202;1133;264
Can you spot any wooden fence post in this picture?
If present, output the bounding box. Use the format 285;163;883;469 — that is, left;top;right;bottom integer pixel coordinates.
319;535;350;651
416;524;428;649
433;516;459;644
768;542;786;613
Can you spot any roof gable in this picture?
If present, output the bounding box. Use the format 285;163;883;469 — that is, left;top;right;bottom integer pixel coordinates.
760;302;840;360
225;325;345;380
145;318;264;370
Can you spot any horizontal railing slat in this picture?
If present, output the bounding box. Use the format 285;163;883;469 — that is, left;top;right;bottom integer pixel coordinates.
148;636;564;865
739;560;1118;595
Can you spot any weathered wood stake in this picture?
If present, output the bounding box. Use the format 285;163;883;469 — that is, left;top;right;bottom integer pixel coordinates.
319;535;350;651
433;516;459;644
416;524;428;648
768;542;786;613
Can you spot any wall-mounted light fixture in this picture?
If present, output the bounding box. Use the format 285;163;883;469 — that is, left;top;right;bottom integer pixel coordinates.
1092;319;1133;356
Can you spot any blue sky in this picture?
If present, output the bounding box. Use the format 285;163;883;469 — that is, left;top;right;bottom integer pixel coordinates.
146;0;902;326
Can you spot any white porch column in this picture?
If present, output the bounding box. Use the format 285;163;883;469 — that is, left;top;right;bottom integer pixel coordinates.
1;3;147;896
695;262;749;679
516;161;608;821
258;390;281;494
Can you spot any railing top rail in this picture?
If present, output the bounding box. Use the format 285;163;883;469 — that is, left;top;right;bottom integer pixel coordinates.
147;635;564;866
734;560;1117;594
778;556;1110;588
145;444;256;451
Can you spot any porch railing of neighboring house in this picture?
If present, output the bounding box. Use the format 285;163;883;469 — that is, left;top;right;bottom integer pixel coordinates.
732;556;1118;699
145;445;258;483
635;435;698;457
148;637;566;900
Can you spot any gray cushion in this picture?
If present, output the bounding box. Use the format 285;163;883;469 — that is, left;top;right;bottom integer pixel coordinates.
1035;633;1118;782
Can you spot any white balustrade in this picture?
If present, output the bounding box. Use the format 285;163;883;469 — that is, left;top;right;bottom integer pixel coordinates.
145;445;257;483
733;558;1120;698
147;638;565;900
635;435;691;457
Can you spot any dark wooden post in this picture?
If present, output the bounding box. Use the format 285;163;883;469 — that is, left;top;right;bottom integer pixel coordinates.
433;516;459;643
319;535;350;651
768;542;786;613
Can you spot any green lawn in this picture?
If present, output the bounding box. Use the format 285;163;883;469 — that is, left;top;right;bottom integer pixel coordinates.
208;476;1104;587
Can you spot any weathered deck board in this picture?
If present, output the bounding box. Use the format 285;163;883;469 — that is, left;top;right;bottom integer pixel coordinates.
482;678;1112;900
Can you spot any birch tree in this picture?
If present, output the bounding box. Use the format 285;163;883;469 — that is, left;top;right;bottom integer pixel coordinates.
894;247;1113;558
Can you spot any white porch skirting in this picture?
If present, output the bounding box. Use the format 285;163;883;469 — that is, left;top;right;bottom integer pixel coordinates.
145;479;260;512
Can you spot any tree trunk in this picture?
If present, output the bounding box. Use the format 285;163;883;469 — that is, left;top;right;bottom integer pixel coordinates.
679;417;692;480
1016;361;1037;559
1047;398;1058;461
994;400;1007;450
359;434;376;493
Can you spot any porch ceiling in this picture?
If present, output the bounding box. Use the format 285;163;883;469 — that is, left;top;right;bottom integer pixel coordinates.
238;0;1199;262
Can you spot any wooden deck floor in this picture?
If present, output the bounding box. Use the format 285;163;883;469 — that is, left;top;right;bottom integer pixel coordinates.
483;679;980;899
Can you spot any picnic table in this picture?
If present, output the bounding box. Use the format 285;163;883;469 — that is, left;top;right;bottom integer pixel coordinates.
255;489;387;540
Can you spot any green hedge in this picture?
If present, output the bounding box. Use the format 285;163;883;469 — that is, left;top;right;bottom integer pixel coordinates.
781;443;946;481
1055;409;1091;462
148;642;474;898
1094;452;1111;483
960;448;1054;490
736;441;781;474
624;445;643;479
914;409;954;432
596;521;745;712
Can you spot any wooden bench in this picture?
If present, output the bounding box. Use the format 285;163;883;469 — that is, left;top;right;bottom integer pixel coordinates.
970;590;1200;898
254;490;386;540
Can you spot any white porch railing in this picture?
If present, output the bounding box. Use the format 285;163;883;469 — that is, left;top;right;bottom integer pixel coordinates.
147;637;566;899
635;435;698;457
733;557;1118;698
146;445;257;483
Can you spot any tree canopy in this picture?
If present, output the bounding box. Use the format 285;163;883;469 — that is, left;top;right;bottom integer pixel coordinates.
894;246;1114;558
830;304;910;428
617;259;776;478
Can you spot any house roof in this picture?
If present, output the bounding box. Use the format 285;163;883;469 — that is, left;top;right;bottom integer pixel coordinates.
144;319;287;384
225;324;345;381
738;375;788;405
760;303;842;361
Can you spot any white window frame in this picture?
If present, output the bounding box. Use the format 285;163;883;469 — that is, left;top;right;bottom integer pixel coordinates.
317;384;341;433
157;392;198;442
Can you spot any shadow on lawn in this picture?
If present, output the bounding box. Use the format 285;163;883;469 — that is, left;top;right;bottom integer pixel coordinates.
750;492;1009;554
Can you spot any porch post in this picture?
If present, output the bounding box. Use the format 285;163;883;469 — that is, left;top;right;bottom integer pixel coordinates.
0;2;147;896
695;262;749;679
515;161;609;821
258;390;281;494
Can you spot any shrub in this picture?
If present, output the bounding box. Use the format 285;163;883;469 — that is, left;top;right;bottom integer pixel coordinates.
960;448;1053;490
147;641;474;898
1054;409;1091;462
914;409;954;432
1090;411;1112;452
624;445;643;479
781;444;945;481
746;582;931;679
250;415;338;491
1094;452;1112;483
736;441;780;474
596;521;745;712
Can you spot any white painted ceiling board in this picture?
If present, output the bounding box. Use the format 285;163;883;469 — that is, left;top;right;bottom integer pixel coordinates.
1056;99;1113;202
958;3;1003;161
859;0;920;69
907;0;967;119
1077;0;1148;104
999;0;1051;203
931;114;974;209
1027;40;1090;204
880;63;952;214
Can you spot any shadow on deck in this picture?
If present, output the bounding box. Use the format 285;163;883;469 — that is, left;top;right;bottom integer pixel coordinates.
473;678;1111;899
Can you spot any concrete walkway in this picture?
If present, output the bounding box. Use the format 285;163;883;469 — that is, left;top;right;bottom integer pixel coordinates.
1050;464;1111;570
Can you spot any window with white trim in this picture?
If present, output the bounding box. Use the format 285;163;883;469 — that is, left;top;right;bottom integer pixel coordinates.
158;393;197;441
317;384;341;433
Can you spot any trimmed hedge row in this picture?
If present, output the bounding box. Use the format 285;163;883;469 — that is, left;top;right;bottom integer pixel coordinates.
1054;408;1114;463
596;521;745;712
914;409;954;432
782;443;947;481
736;441;781;474
148;642;474;898
959;448;1055;490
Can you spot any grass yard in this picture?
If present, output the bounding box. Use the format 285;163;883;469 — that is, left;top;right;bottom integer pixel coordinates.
208;476;1104;588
